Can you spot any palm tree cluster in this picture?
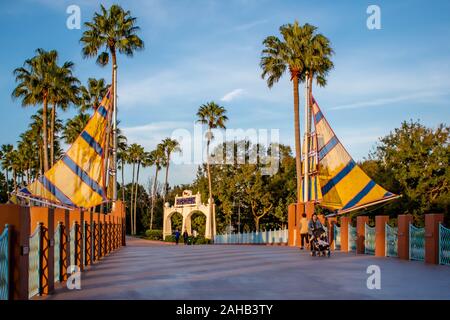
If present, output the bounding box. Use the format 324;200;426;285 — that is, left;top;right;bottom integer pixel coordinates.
119;138;181;235
1;4;144;201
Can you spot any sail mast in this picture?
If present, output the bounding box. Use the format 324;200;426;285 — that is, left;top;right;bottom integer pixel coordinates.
112;64;118;204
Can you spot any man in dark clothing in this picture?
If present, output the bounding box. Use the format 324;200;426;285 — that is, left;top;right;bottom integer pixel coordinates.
175;229;180;245
183;229;189;245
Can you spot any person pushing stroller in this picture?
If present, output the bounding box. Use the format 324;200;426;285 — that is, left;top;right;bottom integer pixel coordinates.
308;213;330;257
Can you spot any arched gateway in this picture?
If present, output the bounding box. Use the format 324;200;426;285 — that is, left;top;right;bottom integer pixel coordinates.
163;190;216;240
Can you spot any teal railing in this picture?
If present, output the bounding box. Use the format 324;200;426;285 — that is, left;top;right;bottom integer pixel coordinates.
334;224;341;250
385;224;398;257
70;222;77;268
364;223;376;255
0;225;10;300
409;224;425;261
348;225;357;251
439;223;450;266
28;223;42;299
214;228;288;244
54;222;62;282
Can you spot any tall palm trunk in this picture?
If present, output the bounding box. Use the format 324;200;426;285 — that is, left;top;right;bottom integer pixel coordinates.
5;170;9;199
42;93;49;172
50;104;56;165
292;76;302;203
150;166;159;230
133;161;141;235
163;154;170;203
121;158;125;203
130;161;136;235
206;135;214;238
13;169;17;192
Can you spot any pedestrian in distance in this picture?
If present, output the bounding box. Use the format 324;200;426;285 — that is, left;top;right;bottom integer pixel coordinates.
183;229;189;245
175;229;180;245
299;213;309;250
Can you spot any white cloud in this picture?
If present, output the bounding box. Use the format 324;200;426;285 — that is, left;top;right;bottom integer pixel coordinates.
221;88;245;102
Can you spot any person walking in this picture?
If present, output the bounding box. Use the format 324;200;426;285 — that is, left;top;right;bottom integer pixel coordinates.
175;229;180;245
183;229;189;245
299;213;309;250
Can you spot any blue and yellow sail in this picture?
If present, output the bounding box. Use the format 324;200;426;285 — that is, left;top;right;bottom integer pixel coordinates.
300;96;399;214
17;88;112;209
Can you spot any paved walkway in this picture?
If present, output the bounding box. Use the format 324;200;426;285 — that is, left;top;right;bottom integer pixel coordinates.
46;237;450;300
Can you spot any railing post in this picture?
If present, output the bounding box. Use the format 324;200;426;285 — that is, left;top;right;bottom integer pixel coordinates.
375;216;389;257
398;214;413;260
340;216;349;252
425;213;444;264
356;216;369;254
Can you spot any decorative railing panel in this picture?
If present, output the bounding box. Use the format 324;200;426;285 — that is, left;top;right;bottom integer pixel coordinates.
385;224;398;257
364;224;375;255
28;223;42;299
439;224;450;266
0;225;10;300
409;224;425;261
348;225;357;251
54;223;61;282
334;225;341;250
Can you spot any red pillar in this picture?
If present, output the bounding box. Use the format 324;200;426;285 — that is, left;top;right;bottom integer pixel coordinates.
288;204;296;247
356;216;369;254
425;214;444;264
340;216;349;252
375;216;389;257
398;214;413;260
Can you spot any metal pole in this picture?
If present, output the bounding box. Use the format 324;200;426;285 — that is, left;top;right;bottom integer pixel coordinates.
303;73;310;203
112;64;118;204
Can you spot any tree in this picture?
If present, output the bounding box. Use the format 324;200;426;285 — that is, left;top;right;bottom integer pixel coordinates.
371;121;450;223
260;21;333;203
62;113;90;144
148;144;165;230
127;143;145;235
79;78;108;112
48;60;80;165
196;102;228;238
81;4;144;199
12;48;59;172
117;132;128;203
161;138;181;202
0;144;14;198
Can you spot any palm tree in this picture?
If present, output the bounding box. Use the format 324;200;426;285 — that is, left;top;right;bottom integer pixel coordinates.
62;113;90;144
260;21;333;202
148;144;165;230
81;4;144;200
48;61;80;165
161;138;181;202
1;144;13;197
196;102;228;238
79;78;108;113
12;48;58;172
127;143;145;235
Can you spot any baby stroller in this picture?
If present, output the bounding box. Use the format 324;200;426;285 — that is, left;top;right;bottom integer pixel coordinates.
309;228;331;257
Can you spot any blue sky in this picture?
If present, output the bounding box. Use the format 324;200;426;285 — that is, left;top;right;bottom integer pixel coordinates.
1;0;449;187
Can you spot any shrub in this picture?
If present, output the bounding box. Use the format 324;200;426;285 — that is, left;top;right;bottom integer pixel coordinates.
145;229;163;240
164;235;177;242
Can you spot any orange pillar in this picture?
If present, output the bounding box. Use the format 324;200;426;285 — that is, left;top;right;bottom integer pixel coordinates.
340;216;349;252
375;216;389;257
356;216;369;254
288;204;297;247
425;214;444;264
398;214;413;260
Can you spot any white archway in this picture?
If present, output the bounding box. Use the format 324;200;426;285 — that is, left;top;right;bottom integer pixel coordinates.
163;190;216;240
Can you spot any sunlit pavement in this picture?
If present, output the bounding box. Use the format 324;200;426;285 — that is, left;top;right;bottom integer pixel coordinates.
45;236;450;300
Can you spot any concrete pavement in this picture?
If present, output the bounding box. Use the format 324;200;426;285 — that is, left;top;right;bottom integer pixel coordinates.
45;237;450;300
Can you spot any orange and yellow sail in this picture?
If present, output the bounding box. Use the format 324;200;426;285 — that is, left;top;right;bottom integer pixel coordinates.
300;96;399;214
17;88;112;209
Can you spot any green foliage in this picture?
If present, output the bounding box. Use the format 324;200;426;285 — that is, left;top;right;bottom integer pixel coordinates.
145;229;163;240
